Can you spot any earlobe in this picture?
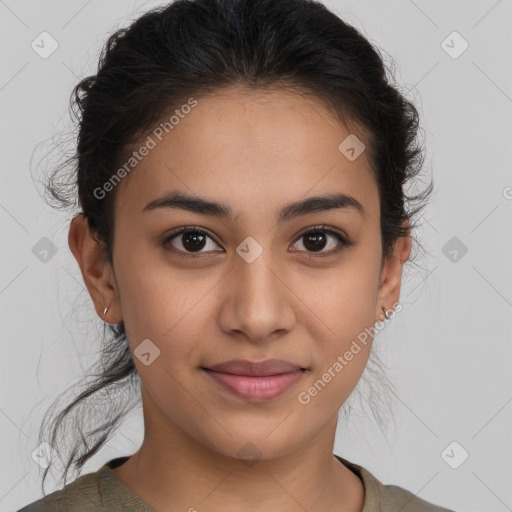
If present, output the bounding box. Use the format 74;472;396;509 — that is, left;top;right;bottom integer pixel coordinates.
68;214;121;323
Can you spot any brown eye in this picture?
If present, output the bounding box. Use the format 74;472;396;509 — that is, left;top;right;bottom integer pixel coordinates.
180;231;207;252
163;227;222;256
302;231;329;252
291;226;351;256
161;224;352;259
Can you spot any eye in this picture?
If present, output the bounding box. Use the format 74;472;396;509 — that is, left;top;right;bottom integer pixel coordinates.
162;226;222;257
161;224;352;258
290;225;352;257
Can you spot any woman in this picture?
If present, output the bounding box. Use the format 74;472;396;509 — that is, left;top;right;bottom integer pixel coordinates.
19;0;454;510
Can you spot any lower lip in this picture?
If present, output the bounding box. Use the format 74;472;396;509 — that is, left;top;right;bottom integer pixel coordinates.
202;369;304;401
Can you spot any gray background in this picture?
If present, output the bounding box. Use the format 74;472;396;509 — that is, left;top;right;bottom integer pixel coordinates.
1;1;511;511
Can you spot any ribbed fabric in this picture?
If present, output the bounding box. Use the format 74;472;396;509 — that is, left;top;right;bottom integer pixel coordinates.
18;455;455;511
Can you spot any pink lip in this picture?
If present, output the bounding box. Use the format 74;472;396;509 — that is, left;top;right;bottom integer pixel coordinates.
205;358;304;376
203;368;305;401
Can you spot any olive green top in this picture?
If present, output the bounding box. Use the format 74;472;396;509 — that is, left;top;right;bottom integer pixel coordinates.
18;455;455;511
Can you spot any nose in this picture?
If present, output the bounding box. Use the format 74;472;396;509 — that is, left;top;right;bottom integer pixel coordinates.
218;250;296;344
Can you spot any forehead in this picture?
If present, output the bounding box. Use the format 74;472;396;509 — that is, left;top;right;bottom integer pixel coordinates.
115;86;379;224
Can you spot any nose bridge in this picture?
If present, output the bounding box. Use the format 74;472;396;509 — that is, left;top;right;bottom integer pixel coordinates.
221;242;295;341
238;250;278;301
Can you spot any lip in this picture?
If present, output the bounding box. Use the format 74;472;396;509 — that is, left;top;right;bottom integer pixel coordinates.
201;359;306;402
202;368;305;401
204;358;304;376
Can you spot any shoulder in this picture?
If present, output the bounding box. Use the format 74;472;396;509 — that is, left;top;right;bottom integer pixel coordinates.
335;455;456;512
378;482;455;512
17;467;108;512
17;460;154;512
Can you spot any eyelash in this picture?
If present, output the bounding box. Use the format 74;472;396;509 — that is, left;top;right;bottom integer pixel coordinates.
161;224;352;259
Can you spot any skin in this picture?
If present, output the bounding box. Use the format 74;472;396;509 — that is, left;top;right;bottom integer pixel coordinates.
68;85;411;512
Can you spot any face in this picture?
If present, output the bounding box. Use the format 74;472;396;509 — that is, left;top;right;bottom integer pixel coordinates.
71;86;410;462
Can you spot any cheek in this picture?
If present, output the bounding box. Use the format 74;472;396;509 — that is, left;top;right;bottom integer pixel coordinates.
117;269;210;414
113;248;211;362
296;287;375;415
303;247;381;339
297;250;381;402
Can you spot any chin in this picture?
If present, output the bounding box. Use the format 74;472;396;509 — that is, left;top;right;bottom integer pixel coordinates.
194;424;308;464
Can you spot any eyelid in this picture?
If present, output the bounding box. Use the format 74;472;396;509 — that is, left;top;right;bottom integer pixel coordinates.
295;224;350;242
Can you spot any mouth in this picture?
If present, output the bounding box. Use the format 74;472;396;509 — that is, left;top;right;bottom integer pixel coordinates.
201;359;307;402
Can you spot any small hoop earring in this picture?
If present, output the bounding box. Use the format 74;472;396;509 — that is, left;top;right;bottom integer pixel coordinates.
103;306;109;316
382;306;390;320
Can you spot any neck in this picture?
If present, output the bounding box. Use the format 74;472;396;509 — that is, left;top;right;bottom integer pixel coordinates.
113;394;364;512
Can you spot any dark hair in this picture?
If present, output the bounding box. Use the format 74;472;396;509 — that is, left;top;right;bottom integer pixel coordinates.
35;0;433;493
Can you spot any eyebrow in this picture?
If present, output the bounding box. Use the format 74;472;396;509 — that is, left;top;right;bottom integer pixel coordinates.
142;190;365;223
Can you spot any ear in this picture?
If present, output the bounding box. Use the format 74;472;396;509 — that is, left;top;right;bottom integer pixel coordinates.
375;222;412;322
68;214;122;324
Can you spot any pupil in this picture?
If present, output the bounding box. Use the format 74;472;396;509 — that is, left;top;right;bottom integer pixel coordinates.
183;232;206;252
304;232;326;252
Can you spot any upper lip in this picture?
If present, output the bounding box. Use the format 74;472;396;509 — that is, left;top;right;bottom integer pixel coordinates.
203;359;305;376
